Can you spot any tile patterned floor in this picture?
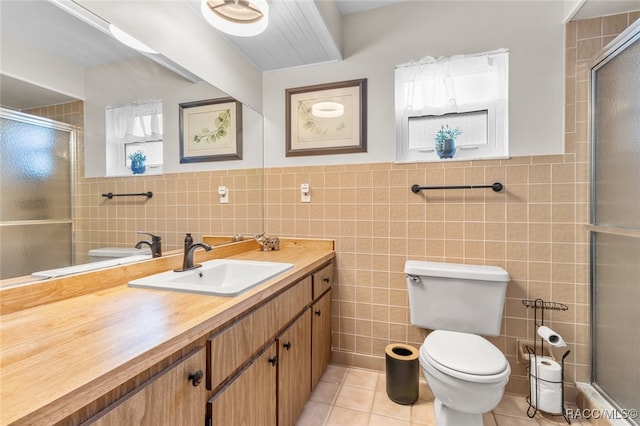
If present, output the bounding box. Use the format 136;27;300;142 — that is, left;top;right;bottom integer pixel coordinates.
297;365;592;426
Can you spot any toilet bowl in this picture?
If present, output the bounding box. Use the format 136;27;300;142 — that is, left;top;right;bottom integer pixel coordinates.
419;330;510;426
404;260;511;426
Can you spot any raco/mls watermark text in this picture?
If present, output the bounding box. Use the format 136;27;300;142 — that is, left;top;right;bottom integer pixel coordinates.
565;408;639;421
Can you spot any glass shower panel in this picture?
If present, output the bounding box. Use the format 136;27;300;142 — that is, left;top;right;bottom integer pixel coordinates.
593;233;640;415
593;35;640;229
591;22;640;425
0;117;72;221
0;111;74;279
0;223;72;280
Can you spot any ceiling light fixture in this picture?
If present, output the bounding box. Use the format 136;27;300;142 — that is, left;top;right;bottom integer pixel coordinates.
109;24;157;54
201;0;269;37
312;101;344;118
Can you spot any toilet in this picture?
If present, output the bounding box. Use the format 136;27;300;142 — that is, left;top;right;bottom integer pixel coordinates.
88;247;150;262
404;260;511;426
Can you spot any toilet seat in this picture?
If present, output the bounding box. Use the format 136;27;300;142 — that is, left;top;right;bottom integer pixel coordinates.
420;330;510;384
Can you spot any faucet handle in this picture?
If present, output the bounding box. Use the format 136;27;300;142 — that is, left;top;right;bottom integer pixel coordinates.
137;231;160;241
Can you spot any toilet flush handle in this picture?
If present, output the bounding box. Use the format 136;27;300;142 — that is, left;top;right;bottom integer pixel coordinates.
406;274;420;282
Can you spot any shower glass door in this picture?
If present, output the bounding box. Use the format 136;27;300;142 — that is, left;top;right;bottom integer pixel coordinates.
590;21;640;424
0;108;75;280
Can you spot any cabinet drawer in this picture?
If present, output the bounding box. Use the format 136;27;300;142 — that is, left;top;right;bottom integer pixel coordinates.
85;348;207;426
208;277;311;391
312;263;334;299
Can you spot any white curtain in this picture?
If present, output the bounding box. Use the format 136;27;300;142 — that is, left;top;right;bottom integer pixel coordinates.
106;99;163;142
395;49;508;117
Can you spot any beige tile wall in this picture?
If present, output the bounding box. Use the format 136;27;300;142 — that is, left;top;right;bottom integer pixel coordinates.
74;169;264;263
264;156;587;398
24;100;84;128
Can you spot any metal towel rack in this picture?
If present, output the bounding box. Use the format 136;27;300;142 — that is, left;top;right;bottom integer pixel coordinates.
411;182;503;193
101;192;153;199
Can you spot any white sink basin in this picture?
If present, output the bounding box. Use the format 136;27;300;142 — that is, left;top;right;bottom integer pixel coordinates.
128;259;294;296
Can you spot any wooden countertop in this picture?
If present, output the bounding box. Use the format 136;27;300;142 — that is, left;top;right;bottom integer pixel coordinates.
0;239;335;426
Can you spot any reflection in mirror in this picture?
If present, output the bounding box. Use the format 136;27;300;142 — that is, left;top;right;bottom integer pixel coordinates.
203;234;252;247
106;99;164;177
0;0;264;284
0;109;76;280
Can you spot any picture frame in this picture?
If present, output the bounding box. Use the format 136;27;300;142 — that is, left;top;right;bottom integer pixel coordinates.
285;78;367;157
179;98;242;163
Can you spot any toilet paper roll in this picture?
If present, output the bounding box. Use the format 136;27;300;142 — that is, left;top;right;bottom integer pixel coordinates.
530;356;563;414
537;326;567;348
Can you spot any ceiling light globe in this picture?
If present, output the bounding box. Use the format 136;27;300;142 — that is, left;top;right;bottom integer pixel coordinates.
201;0;269;37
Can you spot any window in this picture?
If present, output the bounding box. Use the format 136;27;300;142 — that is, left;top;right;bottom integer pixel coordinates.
105;99;163;176
395;49;509;162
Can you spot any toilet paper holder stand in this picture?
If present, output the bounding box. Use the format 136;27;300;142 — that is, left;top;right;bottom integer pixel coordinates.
522;298;571;424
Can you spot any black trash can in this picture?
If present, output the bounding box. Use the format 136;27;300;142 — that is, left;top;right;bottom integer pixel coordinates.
385;343;419;405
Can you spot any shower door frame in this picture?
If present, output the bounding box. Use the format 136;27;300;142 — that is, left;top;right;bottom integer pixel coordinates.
0;107;77;277
588;18;640;423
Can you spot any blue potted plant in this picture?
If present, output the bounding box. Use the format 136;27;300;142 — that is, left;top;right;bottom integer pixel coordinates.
434;125;462;159
128;150;147;174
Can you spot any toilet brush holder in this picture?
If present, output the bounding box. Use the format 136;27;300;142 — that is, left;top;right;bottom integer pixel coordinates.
385;343;419;405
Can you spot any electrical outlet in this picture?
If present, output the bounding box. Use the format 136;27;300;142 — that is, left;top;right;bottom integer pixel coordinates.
300;183;310;203
218;186;229;204
516;340;533;364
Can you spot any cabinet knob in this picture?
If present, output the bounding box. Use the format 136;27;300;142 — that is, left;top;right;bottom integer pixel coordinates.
268;356;278;366
315;310;321;316
283;341;291;351
323;277;330;283
188;370;204;387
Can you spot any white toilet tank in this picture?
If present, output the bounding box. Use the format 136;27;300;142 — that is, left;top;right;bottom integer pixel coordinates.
88;247;150;262
405;260;510;336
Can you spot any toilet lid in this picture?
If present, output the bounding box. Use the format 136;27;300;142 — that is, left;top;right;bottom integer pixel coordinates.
423;330;508;375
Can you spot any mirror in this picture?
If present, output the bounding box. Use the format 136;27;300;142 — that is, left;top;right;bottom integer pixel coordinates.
0;0;264;284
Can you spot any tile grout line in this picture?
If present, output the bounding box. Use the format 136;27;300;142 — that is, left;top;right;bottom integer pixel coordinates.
321;368;347;426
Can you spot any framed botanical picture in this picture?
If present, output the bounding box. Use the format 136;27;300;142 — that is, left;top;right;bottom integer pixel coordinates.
179;98;242;163
285;78;367;156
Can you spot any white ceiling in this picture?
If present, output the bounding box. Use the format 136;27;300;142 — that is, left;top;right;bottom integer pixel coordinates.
335;0;408;15
0;0;200;110
0;0;141;109
1;1;138;68
190;0;411;71
1;0;638;110
571;0;640;20
185;0;344;71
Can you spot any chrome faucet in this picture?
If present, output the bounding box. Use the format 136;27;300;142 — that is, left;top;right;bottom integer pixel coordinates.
175;242;212;272
135;232;162;258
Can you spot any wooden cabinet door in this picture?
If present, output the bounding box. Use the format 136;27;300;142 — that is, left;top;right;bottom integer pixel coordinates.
208;278;311;392
209;343;277;426
87;348;207;426
277;310;311;426
311;290;332;390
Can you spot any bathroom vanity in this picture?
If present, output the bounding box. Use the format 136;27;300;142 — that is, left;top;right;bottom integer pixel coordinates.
0;239;335;426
